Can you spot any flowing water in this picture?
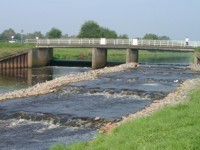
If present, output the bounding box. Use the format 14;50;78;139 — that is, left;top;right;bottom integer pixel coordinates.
0;64;200;150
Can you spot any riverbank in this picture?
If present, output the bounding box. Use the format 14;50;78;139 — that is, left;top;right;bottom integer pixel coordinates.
107;77;200;131
54;48;194;63
53;75;200;150
0;43;34;59
0;63;138;101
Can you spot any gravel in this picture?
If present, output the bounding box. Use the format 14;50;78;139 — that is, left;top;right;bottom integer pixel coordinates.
0;63;138;101
110;77;200;129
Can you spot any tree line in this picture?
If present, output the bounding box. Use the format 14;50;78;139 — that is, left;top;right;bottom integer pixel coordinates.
0;20;170;42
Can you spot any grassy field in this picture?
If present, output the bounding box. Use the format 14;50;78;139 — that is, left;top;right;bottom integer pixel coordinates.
53;48;194;63
51;87;200;150
0;43;35;59
0;45;194;63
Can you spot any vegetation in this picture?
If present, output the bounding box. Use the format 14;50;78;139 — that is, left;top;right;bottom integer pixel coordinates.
0;28;20;41
26;31;44;39
0;43;34;58
195;47;200;52
53;48;92;61
143;33;170;40
46;27;62;39
78;20;118;38
51;87;200;150
53;48;194;63
0;21;173;42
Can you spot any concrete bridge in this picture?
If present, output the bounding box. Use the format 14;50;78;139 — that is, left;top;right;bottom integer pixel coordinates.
0;38;200;69
35;38;198;69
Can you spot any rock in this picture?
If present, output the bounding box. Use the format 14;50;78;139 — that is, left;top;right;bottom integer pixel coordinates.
94;117;100;121
0;63;139;101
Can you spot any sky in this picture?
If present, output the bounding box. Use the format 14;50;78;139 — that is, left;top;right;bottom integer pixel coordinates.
1;0;200;40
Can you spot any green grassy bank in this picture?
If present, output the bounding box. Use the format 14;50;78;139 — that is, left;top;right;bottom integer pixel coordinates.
0;45;194;63
51;87;200;150
53;48;194;63
0;43;34;59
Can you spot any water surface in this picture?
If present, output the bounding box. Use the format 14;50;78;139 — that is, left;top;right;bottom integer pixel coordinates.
0;64;199;149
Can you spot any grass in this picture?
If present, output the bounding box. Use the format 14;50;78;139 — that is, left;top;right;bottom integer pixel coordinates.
51;87;200;150
53;48;92;61
53;48;194;63
195;47;200;52
0;45;194;63
0;43;35;59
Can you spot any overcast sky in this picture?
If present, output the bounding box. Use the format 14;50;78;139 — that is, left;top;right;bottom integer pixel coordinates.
1;0;200;40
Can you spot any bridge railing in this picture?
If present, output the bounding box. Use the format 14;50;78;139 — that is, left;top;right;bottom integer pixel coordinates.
25;38;200;48
35;38;101;45
137;40;200;48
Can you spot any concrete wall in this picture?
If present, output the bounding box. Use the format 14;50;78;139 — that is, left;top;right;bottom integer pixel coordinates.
28;48;53;68
0;53;28;69
0;48;53;69
92;48;107;69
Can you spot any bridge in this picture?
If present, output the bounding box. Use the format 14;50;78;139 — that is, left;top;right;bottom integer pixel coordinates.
33;38;198;51
34;38;198;69
0;38;200;69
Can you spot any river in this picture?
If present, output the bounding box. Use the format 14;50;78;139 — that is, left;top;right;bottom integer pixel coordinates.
0;63;200;150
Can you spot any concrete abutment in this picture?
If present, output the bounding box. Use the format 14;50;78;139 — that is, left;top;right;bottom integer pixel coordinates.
28;48;53;68
0;48;53;69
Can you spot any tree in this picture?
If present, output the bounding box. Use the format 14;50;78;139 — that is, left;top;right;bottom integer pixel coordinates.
78;21;101;38
78;20;120;38
143;33;159;40
118;34;129;39
143;33;170;40
100;27;118;38
1;28;16;41
25;31;44;39
158;36;170;40
46;27;62;39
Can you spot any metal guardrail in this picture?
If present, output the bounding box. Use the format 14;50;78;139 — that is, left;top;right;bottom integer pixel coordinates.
25;38;200;48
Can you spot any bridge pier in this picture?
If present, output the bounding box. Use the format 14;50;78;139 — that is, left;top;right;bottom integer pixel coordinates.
92;48;107;69
126;49;138;63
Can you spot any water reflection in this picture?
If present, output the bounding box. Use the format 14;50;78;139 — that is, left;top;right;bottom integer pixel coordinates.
0;67;90;94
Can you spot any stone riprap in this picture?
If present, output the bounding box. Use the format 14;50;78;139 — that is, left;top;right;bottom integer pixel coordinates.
101;77;200;132
0;63;138;101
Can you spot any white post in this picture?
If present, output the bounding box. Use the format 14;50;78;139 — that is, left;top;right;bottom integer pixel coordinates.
100;38;106;45
132;39;138;45
36;37;39;45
